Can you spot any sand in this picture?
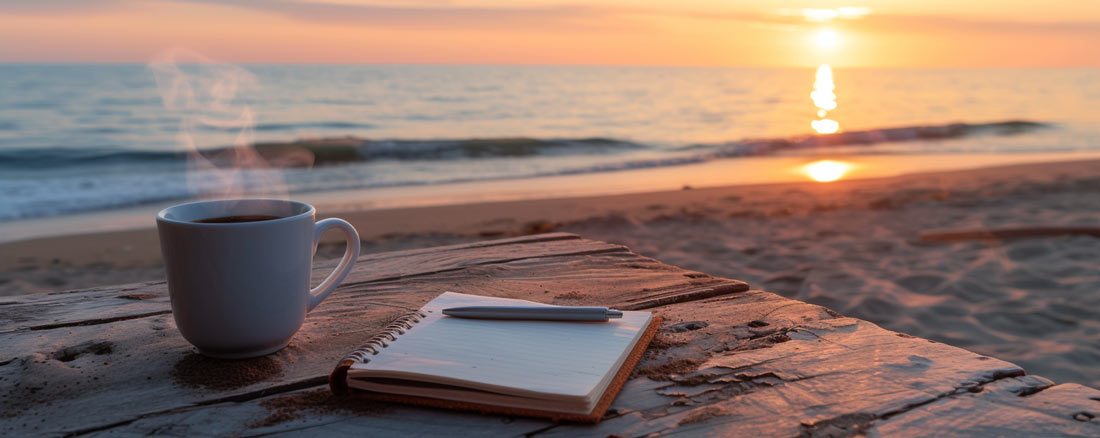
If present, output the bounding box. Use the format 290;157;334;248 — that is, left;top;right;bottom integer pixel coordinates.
1;158;1098;389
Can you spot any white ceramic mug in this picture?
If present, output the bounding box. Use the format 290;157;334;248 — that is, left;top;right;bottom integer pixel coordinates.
156;199;360;359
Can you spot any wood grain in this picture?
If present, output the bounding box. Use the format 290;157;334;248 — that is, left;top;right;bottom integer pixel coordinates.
1;233;1096;437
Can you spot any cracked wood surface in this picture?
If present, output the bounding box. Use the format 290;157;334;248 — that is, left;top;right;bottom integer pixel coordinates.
1;232;1096;437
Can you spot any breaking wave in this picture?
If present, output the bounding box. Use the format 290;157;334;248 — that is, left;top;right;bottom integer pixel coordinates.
0;120;1049;169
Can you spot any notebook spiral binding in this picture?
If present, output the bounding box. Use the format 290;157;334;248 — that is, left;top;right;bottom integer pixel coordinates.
343;310;428;364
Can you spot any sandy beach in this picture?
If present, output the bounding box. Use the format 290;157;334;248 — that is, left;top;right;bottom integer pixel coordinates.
2;158;1098;389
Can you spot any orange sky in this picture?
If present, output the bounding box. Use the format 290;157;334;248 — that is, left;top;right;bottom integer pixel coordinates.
1;1;1099;67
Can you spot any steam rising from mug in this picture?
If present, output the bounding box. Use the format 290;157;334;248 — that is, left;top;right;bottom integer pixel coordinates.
149;49;314;207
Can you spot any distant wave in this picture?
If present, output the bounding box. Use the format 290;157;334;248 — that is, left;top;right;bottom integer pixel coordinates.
0;119;1060;221
703;120;1050;157
351;137;645;159
246;119;1051;163
0;147;186;168
198;121;378;132
0;120;1050;170
0;137;648;168
254;121;377;132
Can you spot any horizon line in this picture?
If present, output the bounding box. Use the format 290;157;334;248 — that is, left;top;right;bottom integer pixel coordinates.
1;61;1098;70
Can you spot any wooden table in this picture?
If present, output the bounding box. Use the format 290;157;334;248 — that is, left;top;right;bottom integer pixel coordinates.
2;233;1098;437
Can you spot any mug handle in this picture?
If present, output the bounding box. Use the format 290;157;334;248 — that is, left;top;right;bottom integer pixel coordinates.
309;218;361;312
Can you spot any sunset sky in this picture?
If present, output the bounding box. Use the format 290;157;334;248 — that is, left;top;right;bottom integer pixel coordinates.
2;0;1099;67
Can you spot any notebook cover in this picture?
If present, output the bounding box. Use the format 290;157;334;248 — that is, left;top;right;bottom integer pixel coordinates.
330;315;663;423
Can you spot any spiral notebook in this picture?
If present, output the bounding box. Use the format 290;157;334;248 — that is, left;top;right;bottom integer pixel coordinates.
329;292;660;423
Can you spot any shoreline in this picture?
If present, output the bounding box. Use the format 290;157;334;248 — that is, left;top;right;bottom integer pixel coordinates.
3;150;1099;247
2;154;1097;278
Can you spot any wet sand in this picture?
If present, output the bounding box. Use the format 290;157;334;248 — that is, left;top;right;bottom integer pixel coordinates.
1;158;1097;388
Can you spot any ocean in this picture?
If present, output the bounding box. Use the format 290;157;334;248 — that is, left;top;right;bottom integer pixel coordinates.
1;64;1099;221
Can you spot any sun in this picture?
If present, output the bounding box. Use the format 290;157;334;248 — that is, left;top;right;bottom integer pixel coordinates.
803;160;852;182
813;28;840;51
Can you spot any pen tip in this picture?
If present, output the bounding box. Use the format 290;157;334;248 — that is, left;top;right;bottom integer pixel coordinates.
607;309;623;318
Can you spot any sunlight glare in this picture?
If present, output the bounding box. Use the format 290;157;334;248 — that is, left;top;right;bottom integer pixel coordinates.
810;65;836;111
810;64;840;134
803;160;851;182
811;118;840;134
813;28;840;51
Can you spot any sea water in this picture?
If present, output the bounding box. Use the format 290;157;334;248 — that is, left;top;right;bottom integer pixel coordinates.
1;64;1099;221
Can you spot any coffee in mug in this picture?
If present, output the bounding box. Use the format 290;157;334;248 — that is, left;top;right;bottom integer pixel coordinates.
193;215;282;224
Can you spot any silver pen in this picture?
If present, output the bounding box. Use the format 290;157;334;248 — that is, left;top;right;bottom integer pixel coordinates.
441;305;624;321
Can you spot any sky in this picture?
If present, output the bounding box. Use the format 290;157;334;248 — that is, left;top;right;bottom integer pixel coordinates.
1;0;1099;67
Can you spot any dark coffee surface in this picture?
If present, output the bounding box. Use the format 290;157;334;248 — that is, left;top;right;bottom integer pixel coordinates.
194;215;282;224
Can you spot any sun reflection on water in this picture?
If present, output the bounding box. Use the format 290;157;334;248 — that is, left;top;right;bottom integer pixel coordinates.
803;160;851;182
811;64;839;134
811;118;839;134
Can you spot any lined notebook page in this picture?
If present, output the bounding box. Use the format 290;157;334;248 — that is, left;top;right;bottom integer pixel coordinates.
348;292;652;399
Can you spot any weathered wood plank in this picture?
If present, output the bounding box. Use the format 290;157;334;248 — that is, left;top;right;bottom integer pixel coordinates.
77;386;551;438
617;282;748;310
51;289;1098;438
0;232;622;333
2;234;1095;438
0;281;171;333
0;236;738;437
529;301;1041;437
871;378;1100;437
